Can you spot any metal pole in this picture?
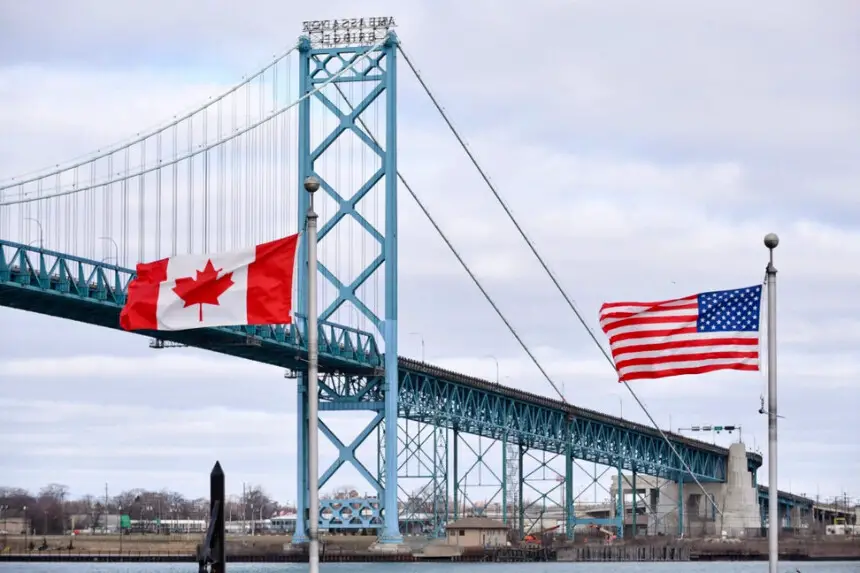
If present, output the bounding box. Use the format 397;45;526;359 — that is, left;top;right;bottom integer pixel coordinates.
305;175;321;573
764;232;779;573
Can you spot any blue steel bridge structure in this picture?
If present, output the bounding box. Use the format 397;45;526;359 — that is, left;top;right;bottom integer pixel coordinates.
0;28;797;542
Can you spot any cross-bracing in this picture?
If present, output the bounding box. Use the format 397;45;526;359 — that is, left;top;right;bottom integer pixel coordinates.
0;28;798;544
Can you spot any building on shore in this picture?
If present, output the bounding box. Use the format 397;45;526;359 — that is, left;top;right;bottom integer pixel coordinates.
446;516;508;548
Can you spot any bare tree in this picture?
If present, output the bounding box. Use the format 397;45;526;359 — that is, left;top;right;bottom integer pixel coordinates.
32;483;70;535
243;485;276;519
322;485;358;500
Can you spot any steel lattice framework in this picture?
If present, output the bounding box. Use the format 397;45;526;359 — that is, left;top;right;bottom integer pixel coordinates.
4;27;818;542
293;33;402;543
0;239;766;523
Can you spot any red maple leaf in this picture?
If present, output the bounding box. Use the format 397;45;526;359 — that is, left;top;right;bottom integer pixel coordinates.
172;260;235;322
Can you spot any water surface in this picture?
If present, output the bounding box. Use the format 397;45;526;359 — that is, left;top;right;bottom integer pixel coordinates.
0;562;855;573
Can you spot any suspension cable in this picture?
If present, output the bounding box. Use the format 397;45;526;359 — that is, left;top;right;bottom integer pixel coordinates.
330;82;568;406
0;45;302;189
398;43;726;517
1;36;389;207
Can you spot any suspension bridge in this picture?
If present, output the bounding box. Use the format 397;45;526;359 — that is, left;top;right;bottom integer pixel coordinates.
0;23;805;543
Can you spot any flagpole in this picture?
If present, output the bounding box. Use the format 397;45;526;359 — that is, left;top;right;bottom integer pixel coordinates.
304;175;321;573
764;232;779;573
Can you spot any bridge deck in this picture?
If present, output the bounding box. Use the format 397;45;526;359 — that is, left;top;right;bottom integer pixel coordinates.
0;240;763;483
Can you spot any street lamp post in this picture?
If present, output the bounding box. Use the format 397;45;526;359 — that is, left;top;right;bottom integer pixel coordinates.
485;355;499;384
408;332;425;362
98;236;120;264
610;393;623;419
24;218;44;248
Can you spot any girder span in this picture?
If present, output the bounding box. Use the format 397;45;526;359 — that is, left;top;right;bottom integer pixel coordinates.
398;358;762;482
0;238;764;484
0;240;380;373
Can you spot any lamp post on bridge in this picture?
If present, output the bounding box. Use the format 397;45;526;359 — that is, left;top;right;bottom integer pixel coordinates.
610;393;623;419
484;354;499;384
408;331;425;362
24;218;43;248
99;236;120;264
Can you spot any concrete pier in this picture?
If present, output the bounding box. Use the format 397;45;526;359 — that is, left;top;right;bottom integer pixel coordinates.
611;442;760;537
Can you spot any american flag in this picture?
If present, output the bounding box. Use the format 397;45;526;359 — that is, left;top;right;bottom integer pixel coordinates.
599;285;763;382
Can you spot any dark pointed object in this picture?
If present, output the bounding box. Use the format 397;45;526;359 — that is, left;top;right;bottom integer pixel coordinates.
199;460;226;573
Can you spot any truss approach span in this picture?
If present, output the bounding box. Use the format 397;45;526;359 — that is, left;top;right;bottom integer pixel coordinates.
0;238;761;485
398;357;763;483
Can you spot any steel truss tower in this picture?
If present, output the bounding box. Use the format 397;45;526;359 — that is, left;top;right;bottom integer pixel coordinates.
293;31;402;544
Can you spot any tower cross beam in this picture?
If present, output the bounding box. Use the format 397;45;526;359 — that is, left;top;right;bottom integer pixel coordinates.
318;414;384;493
309;84;386;160
316;167;385;242
309;50;385;82
317;254;384;325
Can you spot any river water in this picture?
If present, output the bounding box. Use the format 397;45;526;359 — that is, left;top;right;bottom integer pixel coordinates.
0;563;856;572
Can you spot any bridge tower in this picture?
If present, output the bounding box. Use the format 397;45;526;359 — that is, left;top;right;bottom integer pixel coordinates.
293;27;402;544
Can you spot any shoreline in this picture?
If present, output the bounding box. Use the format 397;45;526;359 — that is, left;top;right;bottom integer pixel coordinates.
0;551;858;563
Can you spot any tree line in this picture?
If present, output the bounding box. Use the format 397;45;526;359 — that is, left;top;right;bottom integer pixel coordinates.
0;483;288;536
0;482;547;536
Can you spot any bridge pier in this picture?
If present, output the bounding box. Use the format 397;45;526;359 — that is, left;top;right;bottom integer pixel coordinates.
397;419;448;538
294;30;404;548
631;470;638;537
615;464;624;538
678;474;684;536
518;444;525;539
564;438;574;538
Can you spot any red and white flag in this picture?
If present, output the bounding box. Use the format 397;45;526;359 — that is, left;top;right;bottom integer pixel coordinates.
599;285;762;382
119;234;299;331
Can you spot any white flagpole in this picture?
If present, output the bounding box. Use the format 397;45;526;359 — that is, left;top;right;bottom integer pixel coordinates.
764;232;779;573
304;175;321;573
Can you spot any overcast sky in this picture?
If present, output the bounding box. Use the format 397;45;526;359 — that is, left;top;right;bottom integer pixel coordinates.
0;0;858;509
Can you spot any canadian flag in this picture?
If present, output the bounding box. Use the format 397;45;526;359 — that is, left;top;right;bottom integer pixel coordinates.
119;234;299;331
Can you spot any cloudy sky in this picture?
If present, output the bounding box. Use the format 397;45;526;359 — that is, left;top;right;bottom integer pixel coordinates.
0;0;858;511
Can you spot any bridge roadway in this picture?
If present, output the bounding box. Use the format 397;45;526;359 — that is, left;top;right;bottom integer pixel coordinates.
0;239;763;485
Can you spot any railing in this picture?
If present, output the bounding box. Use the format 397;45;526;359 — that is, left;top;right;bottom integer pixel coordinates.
0;239;382;369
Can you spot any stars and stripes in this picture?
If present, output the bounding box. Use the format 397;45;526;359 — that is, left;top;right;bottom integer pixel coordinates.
599;285;763;382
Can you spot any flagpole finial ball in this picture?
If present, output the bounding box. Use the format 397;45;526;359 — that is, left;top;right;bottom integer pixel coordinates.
763;233;779;249
304;176;321;193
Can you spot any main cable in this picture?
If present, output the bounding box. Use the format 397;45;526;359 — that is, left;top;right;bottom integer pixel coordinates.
398;43;725;517
330;82;568;405
2;36;389;206
0;44;302;189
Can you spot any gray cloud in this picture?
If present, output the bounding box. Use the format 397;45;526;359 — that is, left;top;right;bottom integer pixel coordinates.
1;0;858;506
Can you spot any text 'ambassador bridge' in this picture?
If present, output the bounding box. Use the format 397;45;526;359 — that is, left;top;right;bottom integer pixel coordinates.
0;20;808;543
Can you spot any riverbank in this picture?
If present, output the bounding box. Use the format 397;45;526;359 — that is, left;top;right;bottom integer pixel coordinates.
556;537;860;562
687;537;860;561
